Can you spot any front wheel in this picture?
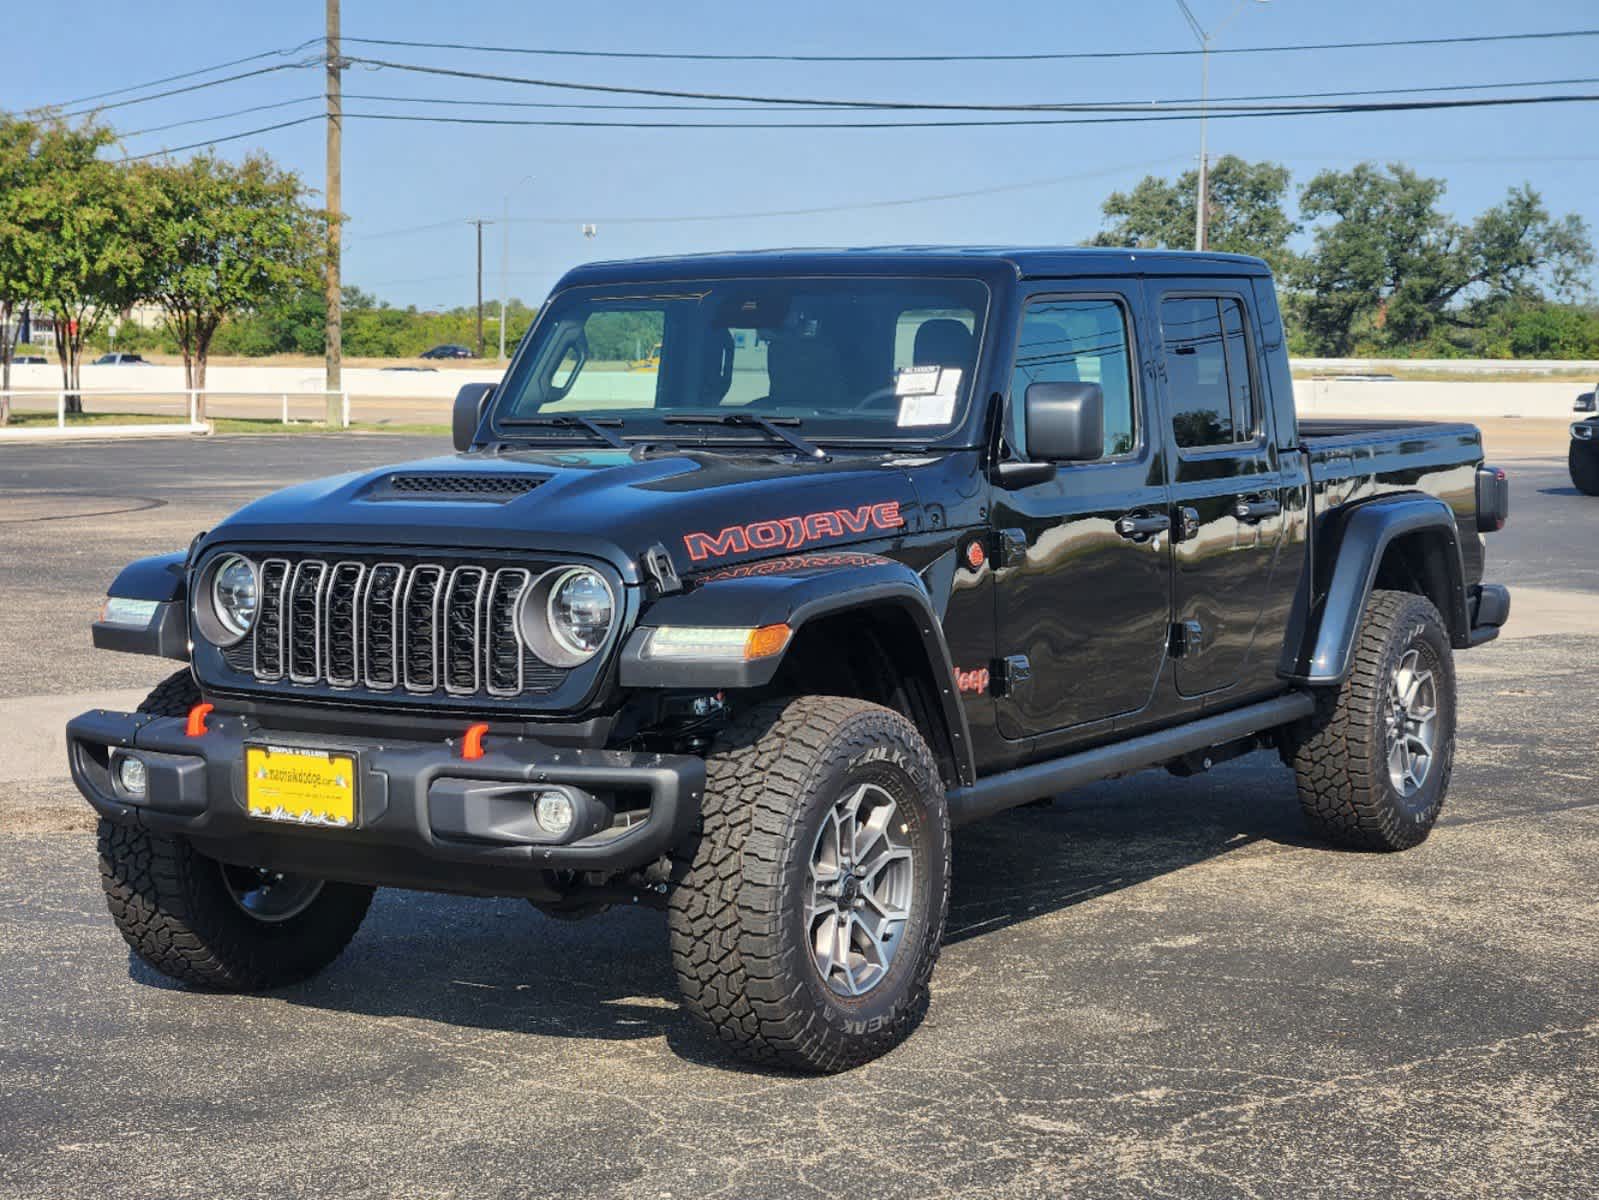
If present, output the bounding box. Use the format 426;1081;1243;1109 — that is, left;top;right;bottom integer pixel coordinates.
95;668;374;989
1289;589;1457;851
668;696;950;1073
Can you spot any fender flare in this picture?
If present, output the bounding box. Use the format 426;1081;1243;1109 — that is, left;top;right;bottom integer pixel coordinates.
618;554;975;784
1280;493;1469;684
92;551;190;660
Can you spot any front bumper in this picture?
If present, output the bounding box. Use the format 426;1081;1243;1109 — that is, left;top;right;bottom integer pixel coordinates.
66;707;704;898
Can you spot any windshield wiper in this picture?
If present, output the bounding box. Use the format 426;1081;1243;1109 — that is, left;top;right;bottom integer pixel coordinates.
499;414;627;449
662;412;828;461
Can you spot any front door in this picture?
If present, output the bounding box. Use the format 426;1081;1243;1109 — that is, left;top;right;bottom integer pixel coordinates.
1151;286;1286;697
991;282;1172;741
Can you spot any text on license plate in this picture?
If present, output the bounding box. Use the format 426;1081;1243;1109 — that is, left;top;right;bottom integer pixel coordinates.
245;744;357;828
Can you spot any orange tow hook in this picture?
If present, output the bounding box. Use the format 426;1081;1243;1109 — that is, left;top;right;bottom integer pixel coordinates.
184;703;214;737
461;723;490;760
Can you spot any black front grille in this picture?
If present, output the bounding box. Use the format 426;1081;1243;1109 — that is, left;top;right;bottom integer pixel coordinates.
386;473;544;499
222;552;571;702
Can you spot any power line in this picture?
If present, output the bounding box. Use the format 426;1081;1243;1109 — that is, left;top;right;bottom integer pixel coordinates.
26;38;322;114
108;88;1599;162
343;54;1599;114
118;96;322;139
334;92;1599;130
350;157;1189;239
340;75;1599;114
342;27;1599;63
56;62;316;119
116;115;324;161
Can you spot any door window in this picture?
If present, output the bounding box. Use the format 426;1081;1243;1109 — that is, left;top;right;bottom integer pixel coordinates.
1159;296;1257;449
1010;298;1136;459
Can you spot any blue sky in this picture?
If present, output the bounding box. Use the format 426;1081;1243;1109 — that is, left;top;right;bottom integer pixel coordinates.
10;0;1599;309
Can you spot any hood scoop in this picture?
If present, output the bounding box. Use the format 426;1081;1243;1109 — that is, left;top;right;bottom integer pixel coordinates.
368;472;549;503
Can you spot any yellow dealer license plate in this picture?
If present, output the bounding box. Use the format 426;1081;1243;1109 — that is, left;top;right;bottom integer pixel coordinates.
244;744;357;828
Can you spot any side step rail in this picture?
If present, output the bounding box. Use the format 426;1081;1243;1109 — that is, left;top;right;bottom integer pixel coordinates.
946;692;1316;827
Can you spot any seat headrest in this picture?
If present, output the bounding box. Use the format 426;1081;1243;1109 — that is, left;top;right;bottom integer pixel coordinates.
914;318;974;369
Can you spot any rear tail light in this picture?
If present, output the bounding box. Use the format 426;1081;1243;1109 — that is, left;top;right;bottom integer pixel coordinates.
1475;464;1509;533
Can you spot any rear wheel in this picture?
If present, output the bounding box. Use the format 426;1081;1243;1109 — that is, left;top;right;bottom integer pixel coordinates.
1570;441;1599;496
668;696;950;1073
1289;590;1457;851
96;669;374;989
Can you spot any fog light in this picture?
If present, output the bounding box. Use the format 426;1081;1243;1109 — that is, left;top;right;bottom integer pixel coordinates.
117;755;148;798
535;790;576;836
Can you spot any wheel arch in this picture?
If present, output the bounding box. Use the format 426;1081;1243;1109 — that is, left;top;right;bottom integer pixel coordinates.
619;555;975;788
1281;493;1470;685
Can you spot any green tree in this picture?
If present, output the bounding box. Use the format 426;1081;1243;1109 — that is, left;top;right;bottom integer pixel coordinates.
1089;156;1299;274
8;118;156;411
1291;163;1593;356
0;115;41;422
137;153;323;416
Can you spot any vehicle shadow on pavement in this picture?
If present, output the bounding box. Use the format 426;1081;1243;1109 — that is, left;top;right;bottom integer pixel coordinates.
945;753;1313;945
123;753;1310;1061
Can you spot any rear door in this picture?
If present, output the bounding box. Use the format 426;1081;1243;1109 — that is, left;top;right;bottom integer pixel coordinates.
990;280;1172;741
1150;283;1285;697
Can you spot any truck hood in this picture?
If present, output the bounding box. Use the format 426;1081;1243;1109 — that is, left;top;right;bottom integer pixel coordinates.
203;446;958;583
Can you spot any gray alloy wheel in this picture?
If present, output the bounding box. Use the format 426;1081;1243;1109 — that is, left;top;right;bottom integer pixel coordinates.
1289;589;1456;852
1384;647;1439;798
220;865;327;924
805;782;916;998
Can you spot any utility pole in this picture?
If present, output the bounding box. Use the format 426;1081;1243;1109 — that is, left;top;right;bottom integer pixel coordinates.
468;219;493;359
498;199;509;362
1195;36;1210;251
324;0;342;423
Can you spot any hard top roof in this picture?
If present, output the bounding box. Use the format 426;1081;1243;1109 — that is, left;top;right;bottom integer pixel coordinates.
560;245;1271;287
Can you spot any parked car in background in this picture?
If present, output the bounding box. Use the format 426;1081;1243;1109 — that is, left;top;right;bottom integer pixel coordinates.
1571;390;1599;493
12;354;47;364
420;344;473;360
92;352;148;365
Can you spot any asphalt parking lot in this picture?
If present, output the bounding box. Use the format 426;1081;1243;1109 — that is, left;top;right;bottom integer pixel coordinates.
1;430;1596;1198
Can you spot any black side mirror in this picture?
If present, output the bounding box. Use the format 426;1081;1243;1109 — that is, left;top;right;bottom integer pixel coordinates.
1026;381;1104;462
453;383;496;451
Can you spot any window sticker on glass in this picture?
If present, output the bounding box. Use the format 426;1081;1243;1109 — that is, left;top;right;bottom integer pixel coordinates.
898;369;961;426
895;365;942;396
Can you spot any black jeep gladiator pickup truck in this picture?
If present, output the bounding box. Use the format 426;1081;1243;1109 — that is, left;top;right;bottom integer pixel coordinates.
70;248;1512;1072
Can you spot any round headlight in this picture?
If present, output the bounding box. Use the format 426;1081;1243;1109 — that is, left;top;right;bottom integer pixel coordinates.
547;567;614;658
211;554;258;640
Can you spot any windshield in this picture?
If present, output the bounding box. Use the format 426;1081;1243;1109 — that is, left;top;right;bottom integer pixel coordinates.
490;276;989;444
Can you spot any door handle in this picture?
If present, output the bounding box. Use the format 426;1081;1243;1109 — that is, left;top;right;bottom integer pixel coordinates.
1116;511;1170;541
1233;495;1282;523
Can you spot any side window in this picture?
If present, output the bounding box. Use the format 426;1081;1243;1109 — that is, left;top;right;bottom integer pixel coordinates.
541;309;666;412
1010;298;1136;459
1159;296;1257;449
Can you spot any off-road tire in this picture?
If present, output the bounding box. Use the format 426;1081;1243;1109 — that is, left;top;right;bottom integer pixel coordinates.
1570;441;1599;496
668;696;950;1073
96;669;375;989
1289;590;1456;851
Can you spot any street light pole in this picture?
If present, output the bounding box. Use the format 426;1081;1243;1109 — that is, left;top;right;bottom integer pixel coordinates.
499;175;534;363
1175;0;1269;252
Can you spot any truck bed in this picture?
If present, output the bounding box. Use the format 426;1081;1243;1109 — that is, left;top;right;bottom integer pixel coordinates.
1299;418;1486;585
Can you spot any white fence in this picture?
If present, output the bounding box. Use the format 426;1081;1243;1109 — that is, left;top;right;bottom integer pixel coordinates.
0;388;350;438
